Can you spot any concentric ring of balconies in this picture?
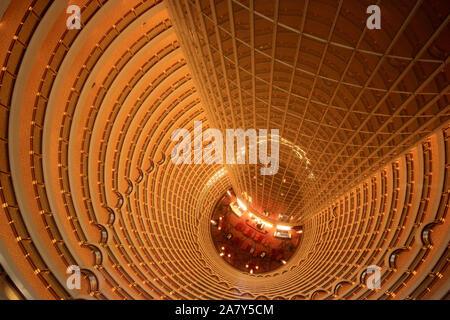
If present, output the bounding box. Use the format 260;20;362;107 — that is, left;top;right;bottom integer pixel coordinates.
0;0;448;300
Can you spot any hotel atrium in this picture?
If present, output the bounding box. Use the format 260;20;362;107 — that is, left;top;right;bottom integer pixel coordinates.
0;0;449;300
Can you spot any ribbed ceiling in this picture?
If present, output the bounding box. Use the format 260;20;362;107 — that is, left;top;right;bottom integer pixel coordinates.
167;0;449;220
0;0;448;300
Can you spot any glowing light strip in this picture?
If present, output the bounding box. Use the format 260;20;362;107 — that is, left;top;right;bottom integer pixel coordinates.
236;198;247;211
230;202;243;217
249;213;273;228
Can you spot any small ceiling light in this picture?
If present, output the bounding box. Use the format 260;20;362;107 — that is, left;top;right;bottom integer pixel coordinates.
277;225;291;231
281;259;287;265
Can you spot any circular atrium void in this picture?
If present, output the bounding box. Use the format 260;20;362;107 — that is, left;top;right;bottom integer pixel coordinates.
210;190;302;274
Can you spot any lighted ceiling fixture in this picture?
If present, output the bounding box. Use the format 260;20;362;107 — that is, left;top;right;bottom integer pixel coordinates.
236;198;247;211
251;214;273;228
277;225;291;231
242;191;252;203
230;202;244;217
262;221;273;228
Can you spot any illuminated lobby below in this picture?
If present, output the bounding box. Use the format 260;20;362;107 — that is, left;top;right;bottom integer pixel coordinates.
210;191;302;274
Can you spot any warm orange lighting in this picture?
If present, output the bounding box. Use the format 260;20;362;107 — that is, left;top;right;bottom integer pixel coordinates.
2;0;447;303
230;202;244;217
254;216;273;228
236;198;247;211
277;225;291;231
263;221;274;228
